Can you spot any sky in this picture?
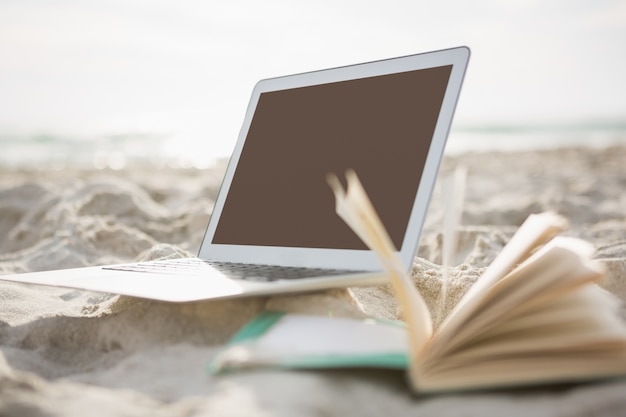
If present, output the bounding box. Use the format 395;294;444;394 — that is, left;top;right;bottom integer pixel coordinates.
1;0;625;159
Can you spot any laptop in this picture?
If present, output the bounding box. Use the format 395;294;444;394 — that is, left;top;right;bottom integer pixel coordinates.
1;46;470;302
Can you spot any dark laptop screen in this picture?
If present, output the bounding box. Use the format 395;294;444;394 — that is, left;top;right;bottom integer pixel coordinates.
212;65;452;250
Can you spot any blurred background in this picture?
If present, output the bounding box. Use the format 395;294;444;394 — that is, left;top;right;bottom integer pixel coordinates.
1;0;625;169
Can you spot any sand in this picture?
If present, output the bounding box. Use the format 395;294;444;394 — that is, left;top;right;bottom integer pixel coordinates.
1;145;626;416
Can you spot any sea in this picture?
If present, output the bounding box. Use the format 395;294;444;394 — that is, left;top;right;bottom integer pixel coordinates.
1;123;625;170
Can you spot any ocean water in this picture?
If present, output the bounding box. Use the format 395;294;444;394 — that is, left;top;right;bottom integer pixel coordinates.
1;124;625;170
0;133;216;170
446;123;626;155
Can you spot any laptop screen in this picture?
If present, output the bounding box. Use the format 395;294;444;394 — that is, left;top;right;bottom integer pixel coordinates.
212;65;453;250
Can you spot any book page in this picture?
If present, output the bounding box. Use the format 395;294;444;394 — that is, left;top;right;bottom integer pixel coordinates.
327;171;433;361
439;167;467;326
428;237;605;358
429;284;626;365
415;285;626;392
415;351;626;394
254;315;407;356
431;212;569;351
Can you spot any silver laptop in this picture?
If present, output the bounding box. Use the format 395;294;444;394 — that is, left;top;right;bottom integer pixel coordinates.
1;47;470;302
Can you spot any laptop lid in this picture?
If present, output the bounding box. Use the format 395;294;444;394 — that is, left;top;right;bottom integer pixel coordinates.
199;46;470;271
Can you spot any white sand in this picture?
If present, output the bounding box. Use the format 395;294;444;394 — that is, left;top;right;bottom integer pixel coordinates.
1;146;626;416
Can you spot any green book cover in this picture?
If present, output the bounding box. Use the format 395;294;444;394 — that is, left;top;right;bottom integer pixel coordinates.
209;311;409;374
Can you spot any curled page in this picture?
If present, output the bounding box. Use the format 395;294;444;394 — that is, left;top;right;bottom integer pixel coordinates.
439;166;467;325
431;211;570;353
326;170;432;361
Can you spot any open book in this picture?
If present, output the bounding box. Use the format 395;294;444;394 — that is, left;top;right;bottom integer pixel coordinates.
210;170;626;393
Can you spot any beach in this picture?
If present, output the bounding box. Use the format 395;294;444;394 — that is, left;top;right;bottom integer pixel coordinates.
1;145;626;416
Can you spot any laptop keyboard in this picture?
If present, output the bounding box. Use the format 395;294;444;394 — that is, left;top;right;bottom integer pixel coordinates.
102;258;359;282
